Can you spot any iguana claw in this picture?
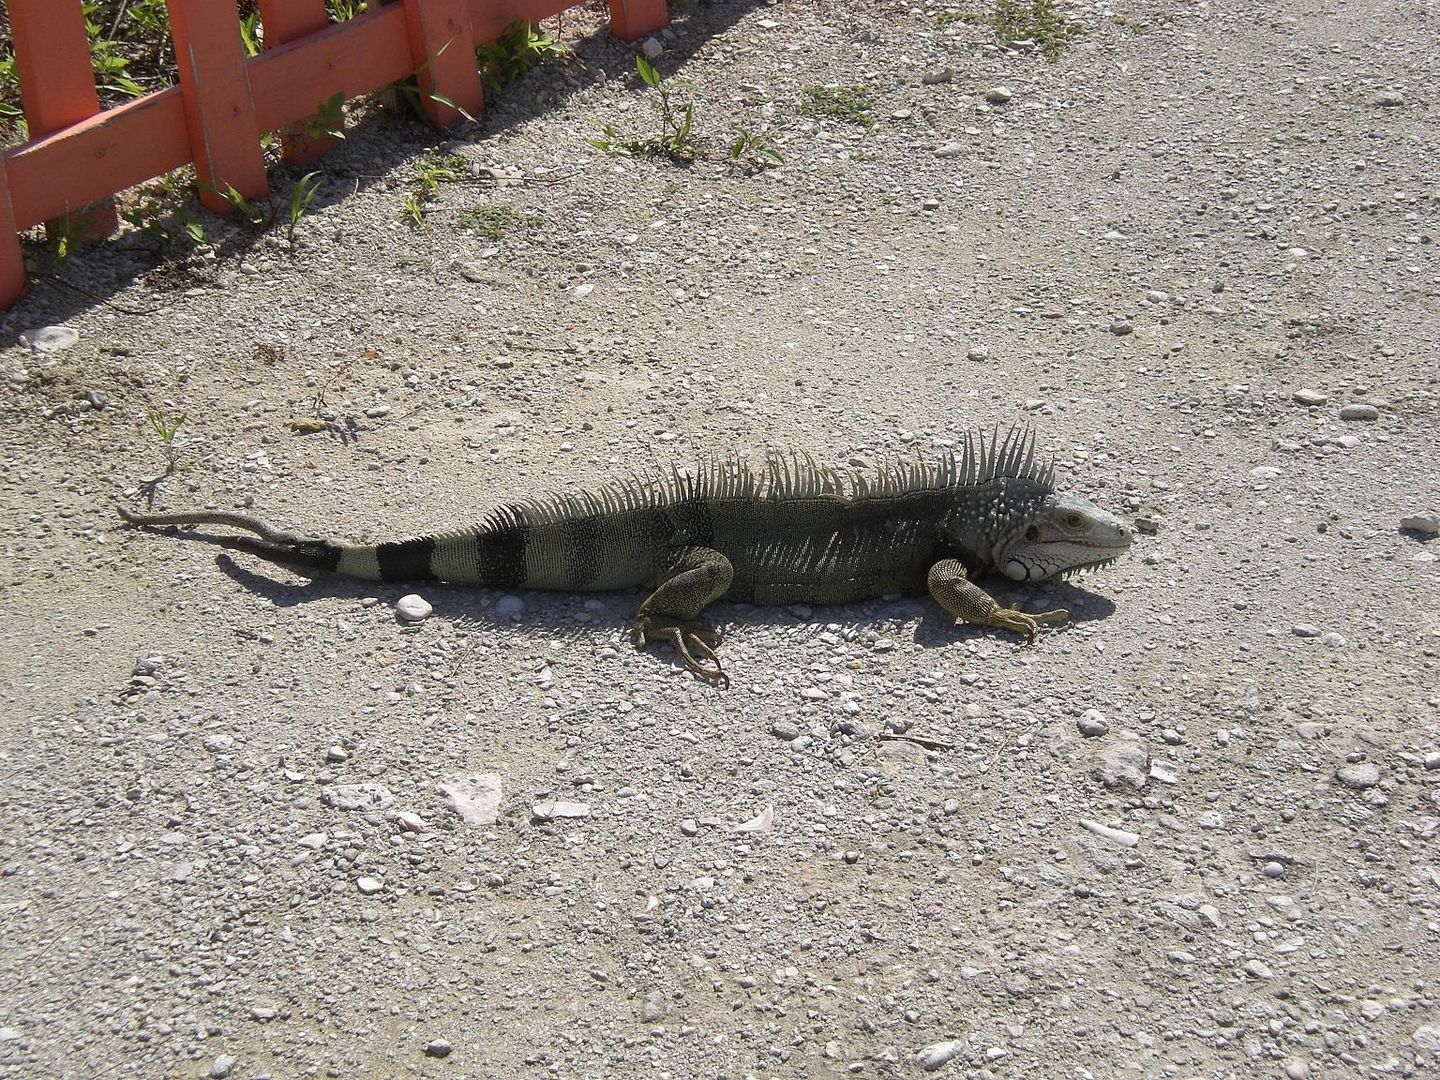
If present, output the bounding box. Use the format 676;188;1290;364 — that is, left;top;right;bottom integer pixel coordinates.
995;604;1071;644
633;616;730;688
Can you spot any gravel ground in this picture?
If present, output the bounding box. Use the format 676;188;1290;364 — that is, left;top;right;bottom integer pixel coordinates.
2;0;1438;1077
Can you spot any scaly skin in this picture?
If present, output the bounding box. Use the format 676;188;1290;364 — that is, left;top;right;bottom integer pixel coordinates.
117;428;1135;685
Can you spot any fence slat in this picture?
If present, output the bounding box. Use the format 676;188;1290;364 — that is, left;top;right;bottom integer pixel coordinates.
249;6;413;134
166;0;268;213
0;169;25;311
256;0;338;164
606;0;669;41
401;0;484;128
8;0;119;244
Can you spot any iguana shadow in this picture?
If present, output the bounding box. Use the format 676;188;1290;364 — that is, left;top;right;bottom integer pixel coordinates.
213;551;1118;649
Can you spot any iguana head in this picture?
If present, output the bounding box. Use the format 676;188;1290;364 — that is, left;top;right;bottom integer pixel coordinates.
995;492;1133;582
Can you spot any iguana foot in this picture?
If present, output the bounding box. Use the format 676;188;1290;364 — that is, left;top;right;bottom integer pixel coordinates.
633;616;730;688
993;604;1071;644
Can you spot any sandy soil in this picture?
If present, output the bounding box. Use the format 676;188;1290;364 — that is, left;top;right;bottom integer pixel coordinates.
1;0;1437;1077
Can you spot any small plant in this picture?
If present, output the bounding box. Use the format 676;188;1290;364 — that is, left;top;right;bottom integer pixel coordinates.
304;92;347;141
399;193;427;229
589;57;698;163
798;84;875;130
727;127;784;171
991;0;1083;61
456;203;541;240
398;151;468;227
146;409;187;473
416;152;469;197
286;171;323;244
119;177;207;252
477;21;569;93
213;182;275;229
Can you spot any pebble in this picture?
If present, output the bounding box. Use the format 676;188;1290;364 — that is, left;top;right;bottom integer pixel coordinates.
364;405;392;418
771;720;801;740
458;262;490;283
641;36;664;59
297;833;327;849
1414;1026;1440;1052
1250;465;1282;480
1338;403;1379;421
491;594;525;618
916;1040;965;1071
202;734;235;753
1399;511;1439;536
983;86;1013;104
532;799;592;821
439;773;502;826
424;1039;453;1058
1292;624;1321;638
1292;388;1327;405
1096;735;1150;790
1284;1059;1311;1079
19;325;79;354
323;783;395;811
1080;819;1139;847
1263;861;1286;878
1109;319;1135;336
1321;632;1345;648
1424;752;1440;771
935;141;965;158
1370;91;1406;107
1336;762;1380;790
325;745;348;763
572;282;595;299
921;68;953;85
356;876;384;895
394;810;427;833
1242;959;1274;980
210;1055;236;1079
1077;709;1109;737
642;990;666;1021
395;593;433;622
967;344;990;361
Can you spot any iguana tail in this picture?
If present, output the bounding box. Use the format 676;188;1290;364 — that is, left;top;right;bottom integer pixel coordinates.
115;506;532;584
117;507;347;574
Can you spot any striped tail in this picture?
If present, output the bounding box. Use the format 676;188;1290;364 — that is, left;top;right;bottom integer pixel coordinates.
118;507;528;586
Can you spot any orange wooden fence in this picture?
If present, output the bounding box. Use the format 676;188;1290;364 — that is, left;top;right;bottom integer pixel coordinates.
0;0;667;312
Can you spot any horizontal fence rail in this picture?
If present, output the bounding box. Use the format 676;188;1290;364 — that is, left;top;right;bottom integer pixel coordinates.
0;0;667;312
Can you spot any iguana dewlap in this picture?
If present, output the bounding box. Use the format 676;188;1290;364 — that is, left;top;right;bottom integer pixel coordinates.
118;427;1133;687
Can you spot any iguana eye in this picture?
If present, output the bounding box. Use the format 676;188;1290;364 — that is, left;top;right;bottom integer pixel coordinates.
1064;513;1084;528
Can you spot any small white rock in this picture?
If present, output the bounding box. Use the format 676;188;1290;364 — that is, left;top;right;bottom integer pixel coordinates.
1080;819;1140;847
916;1040;965;1071
732;804;774;833
983;86;1013;104
1336;762;1380;790
356;876;384;895
1292;388;1327;406
572;282;595;299
1077;709;1109;737
532;799;591;821
395;594;432;622
641;36;663;59
1399;511;1440;536
19;325;79;354
1338;403;1379;421
440;773;502;826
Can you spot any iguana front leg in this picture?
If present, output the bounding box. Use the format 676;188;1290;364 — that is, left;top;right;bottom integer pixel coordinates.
634;546;735;687
927;558;1070;644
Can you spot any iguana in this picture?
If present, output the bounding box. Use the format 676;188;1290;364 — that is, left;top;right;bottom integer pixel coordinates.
117;427;1132;687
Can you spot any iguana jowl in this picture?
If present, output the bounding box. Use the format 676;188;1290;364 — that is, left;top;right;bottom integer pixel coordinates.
118;427;1133;687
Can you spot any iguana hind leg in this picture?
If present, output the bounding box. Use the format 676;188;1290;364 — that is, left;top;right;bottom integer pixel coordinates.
927;558;1070;644
634;547;734;687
